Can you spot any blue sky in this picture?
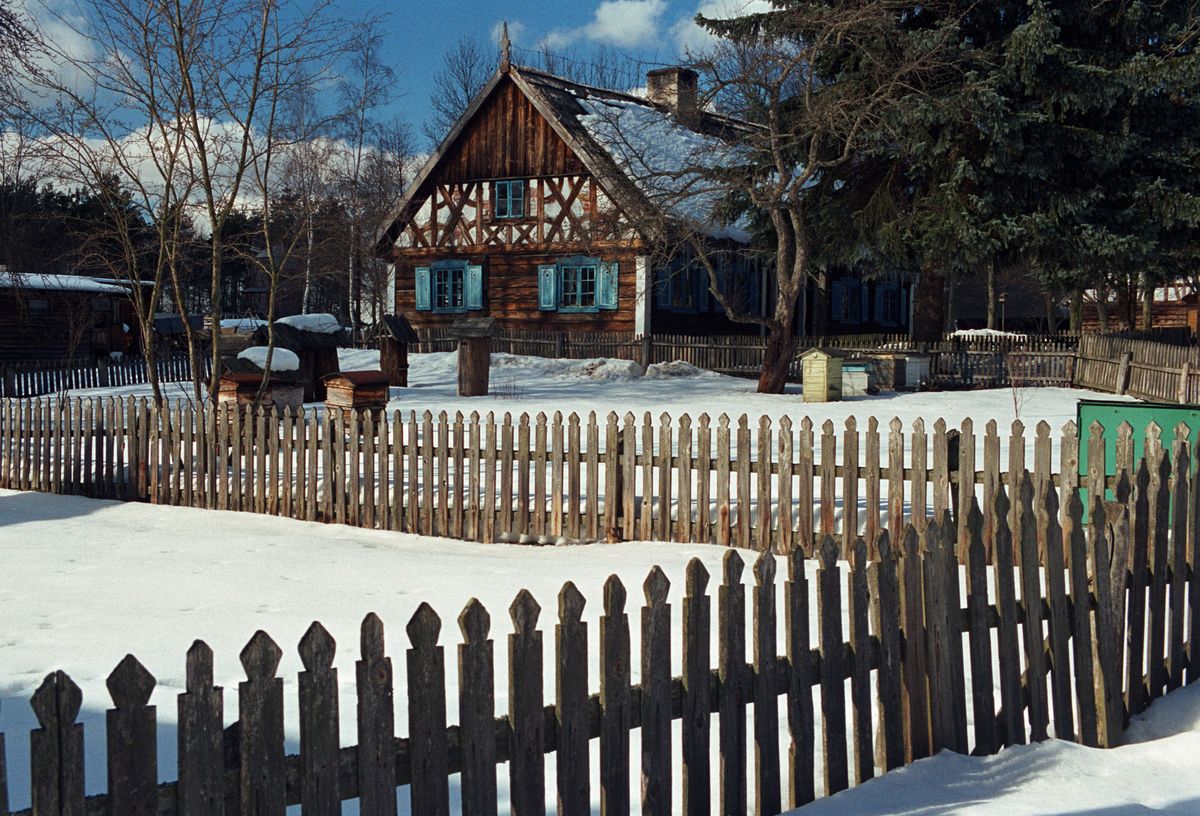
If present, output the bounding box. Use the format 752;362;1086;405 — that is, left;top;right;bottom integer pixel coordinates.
345;0;760;139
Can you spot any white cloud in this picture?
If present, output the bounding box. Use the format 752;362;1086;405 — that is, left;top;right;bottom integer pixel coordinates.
490;19;527;45
671;0;772;54
543;0;667;50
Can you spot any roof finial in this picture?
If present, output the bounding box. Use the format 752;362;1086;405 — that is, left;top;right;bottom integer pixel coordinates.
500;21;511;72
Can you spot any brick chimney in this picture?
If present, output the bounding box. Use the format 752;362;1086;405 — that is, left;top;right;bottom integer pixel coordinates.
646;67;698;115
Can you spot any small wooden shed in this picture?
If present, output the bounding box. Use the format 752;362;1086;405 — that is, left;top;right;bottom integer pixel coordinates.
380;314;419;387
324;370;390;418
451;317;497;397
800;348;845;402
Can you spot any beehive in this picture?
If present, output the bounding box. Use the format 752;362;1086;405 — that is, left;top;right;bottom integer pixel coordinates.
800;348;845;402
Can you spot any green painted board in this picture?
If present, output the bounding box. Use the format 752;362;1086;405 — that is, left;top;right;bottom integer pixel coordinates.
1076;399;1200;504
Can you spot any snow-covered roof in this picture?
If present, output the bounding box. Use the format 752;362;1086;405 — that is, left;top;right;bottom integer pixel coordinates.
276;313;342;334
237;346;300;372
577;97;751;242
220;317;268;333
0;270;132;295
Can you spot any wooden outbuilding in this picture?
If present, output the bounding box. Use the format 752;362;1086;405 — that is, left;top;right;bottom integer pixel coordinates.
323;370;390;418
250;317;346;402
450;317;497;397
800;348;846;403
380;314;419;387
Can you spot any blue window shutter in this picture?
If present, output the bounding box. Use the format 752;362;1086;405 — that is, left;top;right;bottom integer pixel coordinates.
598;260;618;309
465;263;483;310
538;264;558;311
414;266;431;311
830;281;843;321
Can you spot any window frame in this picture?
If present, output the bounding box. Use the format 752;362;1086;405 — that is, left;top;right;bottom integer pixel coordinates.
430;259;468;314
558;259;599;313
492;179;527;220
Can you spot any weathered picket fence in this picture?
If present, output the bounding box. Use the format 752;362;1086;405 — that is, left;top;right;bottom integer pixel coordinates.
0;354;209;399
0;394;1163;560
2;465;1192;815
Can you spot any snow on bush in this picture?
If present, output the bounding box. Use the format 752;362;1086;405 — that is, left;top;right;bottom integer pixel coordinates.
491;353;644;381
220;317;267;333
644;360;709;379
276;313;342;334
237;346;299;371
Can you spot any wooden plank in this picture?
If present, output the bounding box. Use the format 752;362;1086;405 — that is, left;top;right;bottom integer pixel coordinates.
899;524;931;760
1017;475;1050;741
785;549;814;808
407;604;450;816
1189;431;1200;686
819;421;836;547
509;589;546;816
871;531;905;772
566;413;581;539
585;412;599;539
1041;483;1076;742
682;559;711;815
697;414;712;543
453;411;467;538
864;418;880;558
922;518;965;754
458;599;498;816
641;412;655;542
30;670;84;816
658;414;673;543
963;500;998;755
622;413;637;542
716;414;732;546
1091;501;1130;747
1171;424;1190;691
298;622;340;816
600;575;631;816
603;413;620;540
500;414;514;537
1065;490;1099;747
677;414;694;543
362;411;377;528
887;418;904;547
991;485;1024;746
752;553;781;814
817;534;848;795
777;416;794;553
1126;458;1151;716
408;411;422;532
556;583;590;816
911;419;927;533
848;538;873;785
357;613;397;816
437;411;451;536
105;655;157;816
719;550;747;815
641;567;673;816
757;416;773;551
1146;430;1171;701
533;413;547;537
238;631;286;816
797;418;814;556
379;410;391;530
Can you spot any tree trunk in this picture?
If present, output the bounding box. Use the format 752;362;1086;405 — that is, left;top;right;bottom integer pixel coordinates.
1141;273;1153;330
757;329;798;394
985;262;996;329
1069;289;1083;332
1097;288;1109;332
911;264;946;342
1044;292;1056;332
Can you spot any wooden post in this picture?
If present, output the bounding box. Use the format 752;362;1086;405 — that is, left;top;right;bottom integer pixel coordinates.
600;575;631;816
682;560;711;815
641;568;672;816
458;600;498;816
556;583;589;816
29;670;84;816
1116;350;1132;395
298;624;340;816
238;631;286;816
357;613;396;816
106;655;158;816
1178;360;1191;404
407;604;450;816
508;590;545;816
458;337;492;397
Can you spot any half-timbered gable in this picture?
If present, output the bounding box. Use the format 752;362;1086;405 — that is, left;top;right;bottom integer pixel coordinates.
377;56;766;336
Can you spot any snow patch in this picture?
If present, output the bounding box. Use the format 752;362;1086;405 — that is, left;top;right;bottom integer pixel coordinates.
237;346;299;371
276;313;342;334
220;317;267;333
337;348;382;372
644;360;709;379
949;328;1029;340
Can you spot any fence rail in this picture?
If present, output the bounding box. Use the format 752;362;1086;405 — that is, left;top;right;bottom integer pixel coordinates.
2;464;1192;815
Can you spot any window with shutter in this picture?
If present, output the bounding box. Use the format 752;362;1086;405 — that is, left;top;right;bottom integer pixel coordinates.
414;267;431;311
538;264;558;311
465;264;484;310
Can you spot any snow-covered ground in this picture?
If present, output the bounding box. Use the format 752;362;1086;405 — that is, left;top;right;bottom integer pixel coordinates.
2;489;1194;815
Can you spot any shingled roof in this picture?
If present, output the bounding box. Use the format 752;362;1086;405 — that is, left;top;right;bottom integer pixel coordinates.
374;63;758;254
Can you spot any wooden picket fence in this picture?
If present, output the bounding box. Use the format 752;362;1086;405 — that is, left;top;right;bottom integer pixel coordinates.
2;461;1196;815
0;353;209;399
0;394;1194;567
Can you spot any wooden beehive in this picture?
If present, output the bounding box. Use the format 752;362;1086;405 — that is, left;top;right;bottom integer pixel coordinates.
451;317;497;397
323;370;390;415
215;372;304;411
380;314;419;387
800;348;845;403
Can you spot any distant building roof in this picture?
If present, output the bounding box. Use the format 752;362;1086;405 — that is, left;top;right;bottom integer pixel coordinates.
0;269;134;295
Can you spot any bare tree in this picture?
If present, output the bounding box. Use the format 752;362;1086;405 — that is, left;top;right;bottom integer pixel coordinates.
423;36;491;148
0;0;41;106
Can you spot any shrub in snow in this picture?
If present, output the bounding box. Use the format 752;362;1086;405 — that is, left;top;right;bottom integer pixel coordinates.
645;360;706;379
238;346;300;371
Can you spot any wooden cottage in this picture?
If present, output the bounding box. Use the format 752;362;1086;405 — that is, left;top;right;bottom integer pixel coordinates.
0;269;141;362
375;46;770;339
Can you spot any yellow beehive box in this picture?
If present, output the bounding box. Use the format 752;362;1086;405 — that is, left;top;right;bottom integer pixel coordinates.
800;348;845;402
